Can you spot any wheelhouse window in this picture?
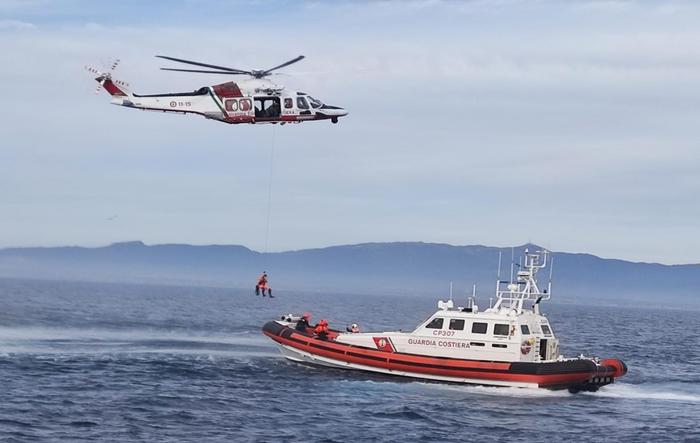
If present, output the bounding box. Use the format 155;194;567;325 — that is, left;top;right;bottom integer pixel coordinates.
541;324;552;336
493;324;510;336
521;325;530;335
449;319;465;331
284;98;293;109
425;318;444;329
297;97;309;109
471;322;487;334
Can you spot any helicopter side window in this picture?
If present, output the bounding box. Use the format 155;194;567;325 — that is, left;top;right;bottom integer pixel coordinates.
284;98;293;109
225;99;238;112
297;97;309;110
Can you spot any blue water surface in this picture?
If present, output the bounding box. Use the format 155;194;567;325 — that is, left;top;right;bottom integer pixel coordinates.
1;278;698;442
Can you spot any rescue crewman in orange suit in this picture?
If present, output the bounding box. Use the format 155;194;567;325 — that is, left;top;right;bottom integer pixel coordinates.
314;319;329;340
255;272;272;297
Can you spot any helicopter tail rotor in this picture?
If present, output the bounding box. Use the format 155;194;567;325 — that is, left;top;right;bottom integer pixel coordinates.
84;58;131;96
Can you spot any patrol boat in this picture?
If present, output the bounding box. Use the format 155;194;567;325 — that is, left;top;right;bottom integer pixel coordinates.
262;249;627;392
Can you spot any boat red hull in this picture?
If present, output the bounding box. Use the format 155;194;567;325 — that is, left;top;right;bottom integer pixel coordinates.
263;321;626;391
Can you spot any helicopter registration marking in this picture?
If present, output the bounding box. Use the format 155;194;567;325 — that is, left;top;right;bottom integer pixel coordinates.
169;101;192;107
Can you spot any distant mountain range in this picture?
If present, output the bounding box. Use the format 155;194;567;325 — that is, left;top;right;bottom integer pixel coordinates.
0;241;697;305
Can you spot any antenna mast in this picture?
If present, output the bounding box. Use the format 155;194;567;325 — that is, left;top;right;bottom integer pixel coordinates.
491;249;552;314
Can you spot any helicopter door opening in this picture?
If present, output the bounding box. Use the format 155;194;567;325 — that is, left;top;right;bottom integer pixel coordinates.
254;97;281;119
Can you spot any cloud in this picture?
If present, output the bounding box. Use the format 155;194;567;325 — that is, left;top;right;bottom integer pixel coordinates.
0;19;36;30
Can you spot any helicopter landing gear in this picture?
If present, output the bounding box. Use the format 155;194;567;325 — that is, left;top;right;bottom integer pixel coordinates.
331;117;338;124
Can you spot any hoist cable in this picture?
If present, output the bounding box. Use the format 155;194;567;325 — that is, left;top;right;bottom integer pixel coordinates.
262;125;276;268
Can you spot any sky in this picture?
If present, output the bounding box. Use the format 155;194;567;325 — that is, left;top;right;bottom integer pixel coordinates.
1;0;699;264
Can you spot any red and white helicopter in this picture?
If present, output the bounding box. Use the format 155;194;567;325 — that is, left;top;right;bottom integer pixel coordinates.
86;55;348;125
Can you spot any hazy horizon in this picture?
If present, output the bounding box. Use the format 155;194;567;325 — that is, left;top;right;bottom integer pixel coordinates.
4;238;700;266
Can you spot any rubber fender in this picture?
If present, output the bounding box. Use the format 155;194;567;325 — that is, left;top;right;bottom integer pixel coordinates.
601;358;628;378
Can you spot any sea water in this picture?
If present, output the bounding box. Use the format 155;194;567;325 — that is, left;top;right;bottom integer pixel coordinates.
0;279;698;442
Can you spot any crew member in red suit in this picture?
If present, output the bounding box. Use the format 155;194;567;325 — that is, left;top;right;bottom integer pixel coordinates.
255;272;272;297
314;319;329;340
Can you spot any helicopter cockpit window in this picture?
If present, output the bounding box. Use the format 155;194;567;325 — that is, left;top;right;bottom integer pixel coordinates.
308;96;323;108
284;98;293;109
297;97;309;110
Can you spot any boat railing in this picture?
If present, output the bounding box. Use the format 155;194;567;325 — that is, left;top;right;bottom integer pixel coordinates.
492;249;552;314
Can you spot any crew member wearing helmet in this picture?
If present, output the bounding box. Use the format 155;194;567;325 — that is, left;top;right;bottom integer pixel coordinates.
296;312;312;332
314;319;330;340
346;323;360;333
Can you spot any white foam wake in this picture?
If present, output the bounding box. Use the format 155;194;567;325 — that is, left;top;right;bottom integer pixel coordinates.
585;383;700;403
0;326;273;355
425;382;572;398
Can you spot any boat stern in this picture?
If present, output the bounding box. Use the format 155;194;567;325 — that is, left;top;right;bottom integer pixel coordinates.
564;357;628;393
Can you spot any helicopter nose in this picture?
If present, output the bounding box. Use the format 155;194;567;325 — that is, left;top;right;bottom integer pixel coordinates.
320;104;348;117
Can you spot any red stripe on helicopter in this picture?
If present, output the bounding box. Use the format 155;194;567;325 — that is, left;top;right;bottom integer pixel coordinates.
102;79;127;96
212;82;243;98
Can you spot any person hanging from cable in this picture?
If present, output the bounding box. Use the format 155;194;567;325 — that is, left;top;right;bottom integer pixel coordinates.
255;271;273;297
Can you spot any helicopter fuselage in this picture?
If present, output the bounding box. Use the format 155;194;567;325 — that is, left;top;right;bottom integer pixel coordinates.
101;77;348;125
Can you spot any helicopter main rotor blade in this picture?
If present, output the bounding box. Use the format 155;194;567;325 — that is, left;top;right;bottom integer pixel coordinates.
160;68;245;75
155;55;251;74
262;55;305;75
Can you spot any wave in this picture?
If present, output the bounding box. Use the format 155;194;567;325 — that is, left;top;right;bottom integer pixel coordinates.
584;383;700;403
0;326;274;356
424;383;573;398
